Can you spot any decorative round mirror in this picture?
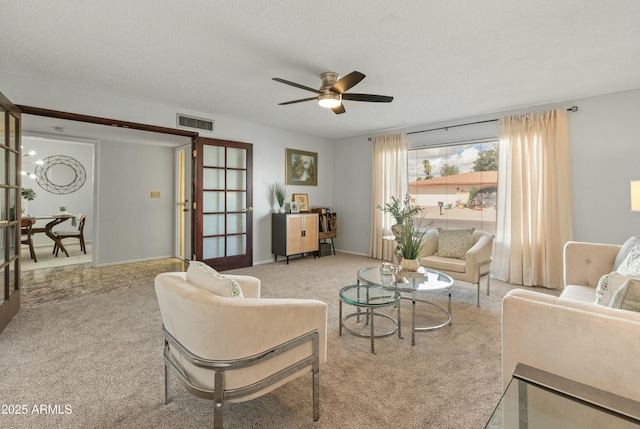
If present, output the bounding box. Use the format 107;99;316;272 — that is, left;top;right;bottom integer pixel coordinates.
35;155;86;194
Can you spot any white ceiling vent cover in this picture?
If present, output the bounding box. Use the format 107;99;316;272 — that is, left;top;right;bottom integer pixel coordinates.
177;114;214;132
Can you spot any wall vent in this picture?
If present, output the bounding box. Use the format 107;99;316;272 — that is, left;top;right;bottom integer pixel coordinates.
177;114;214;132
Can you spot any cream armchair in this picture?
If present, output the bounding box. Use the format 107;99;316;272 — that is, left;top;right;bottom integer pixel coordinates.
418;230;494;307
154;272;328;429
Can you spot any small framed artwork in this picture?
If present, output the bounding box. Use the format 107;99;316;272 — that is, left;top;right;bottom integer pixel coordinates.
290;202;299;213
285;148;317;186
292;193;310;212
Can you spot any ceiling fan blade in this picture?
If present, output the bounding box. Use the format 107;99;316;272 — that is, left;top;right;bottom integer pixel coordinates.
330;71;365;94
278;97;318;105
342;93;394;103
272;77;320;94
331;104;346;115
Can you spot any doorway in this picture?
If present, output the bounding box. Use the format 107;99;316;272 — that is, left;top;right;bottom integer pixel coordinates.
18;107;195;267
175;143;192;260
20;134;95;270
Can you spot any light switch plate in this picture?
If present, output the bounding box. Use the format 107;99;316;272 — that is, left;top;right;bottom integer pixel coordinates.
150;191;161;198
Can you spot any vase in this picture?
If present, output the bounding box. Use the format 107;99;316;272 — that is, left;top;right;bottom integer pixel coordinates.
391;223;403;240
278;207;285;214
400;258;420;272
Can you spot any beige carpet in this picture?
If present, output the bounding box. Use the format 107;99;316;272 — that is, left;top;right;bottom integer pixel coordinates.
0;252;553;428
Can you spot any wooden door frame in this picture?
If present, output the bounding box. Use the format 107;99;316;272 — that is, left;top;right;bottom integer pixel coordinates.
17;106;198;139
16;105;199;261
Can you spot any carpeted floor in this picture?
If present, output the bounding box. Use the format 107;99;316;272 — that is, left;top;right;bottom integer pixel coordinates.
0;252;556;428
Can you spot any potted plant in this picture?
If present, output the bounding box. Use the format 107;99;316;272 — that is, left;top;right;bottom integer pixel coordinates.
59;206;67;214
377;194;423;225
397;217;431;272
271;182;288;213
20;187;36;217
21;188;36;201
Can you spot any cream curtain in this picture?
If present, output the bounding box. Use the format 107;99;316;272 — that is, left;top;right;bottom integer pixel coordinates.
370;133;408;260
493;109;572;288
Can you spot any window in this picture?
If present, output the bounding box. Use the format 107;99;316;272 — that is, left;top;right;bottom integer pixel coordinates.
408;140;498;234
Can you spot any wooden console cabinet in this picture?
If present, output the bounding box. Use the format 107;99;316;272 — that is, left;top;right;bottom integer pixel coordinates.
272;213;319;264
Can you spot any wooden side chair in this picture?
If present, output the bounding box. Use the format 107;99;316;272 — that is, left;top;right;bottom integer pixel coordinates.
20;217;37;262
53;214;87;256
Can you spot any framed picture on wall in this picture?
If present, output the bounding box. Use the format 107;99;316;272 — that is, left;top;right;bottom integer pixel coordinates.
285;148;317;186
292;193;310;212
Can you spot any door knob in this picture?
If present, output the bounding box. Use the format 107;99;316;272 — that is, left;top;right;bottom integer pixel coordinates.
243;207;253;212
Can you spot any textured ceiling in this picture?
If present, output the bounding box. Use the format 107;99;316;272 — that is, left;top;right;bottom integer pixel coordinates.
2;0;639;140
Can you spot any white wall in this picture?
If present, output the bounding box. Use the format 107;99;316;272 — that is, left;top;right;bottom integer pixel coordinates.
95;140;176;265
568;89;640;245
249;125;333;264
1;72;332;266
333;89;640;255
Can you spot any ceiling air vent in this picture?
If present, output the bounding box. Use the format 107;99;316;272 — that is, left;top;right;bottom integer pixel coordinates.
177;114;214;132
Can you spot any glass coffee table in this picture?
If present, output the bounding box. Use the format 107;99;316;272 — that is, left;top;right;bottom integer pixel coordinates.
486;363;640;428
339;284;401;353
357;266;454;345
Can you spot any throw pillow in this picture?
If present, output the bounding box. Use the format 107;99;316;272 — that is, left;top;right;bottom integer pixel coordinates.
613;236;640;271
435;228;475;260
186;261;244;298
610;279;640;312
595;271;640;306
616;244;640;276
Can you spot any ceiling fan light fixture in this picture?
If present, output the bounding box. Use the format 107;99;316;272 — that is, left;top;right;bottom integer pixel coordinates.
274;70;392;114
318;93;341;109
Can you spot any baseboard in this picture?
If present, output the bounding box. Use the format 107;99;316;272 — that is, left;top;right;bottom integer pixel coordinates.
95;255;176;267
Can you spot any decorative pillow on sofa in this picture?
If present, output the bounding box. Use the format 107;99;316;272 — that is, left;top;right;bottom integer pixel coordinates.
610;279;640;312
595;271;640;306
186;261;244;298
435;228;475;260
613;236;640;271
616;244;640;276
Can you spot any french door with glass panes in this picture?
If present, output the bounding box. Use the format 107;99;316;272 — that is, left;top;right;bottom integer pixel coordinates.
0;92;22;333
194;138;253;271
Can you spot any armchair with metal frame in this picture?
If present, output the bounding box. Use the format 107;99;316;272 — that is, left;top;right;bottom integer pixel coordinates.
154;271;328;429
418;229;494;307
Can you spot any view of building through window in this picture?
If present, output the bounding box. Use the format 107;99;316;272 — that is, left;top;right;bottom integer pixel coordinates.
408;140;498;235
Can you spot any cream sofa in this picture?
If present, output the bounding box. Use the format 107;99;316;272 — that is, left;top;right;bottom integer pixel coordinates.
502;240;640;402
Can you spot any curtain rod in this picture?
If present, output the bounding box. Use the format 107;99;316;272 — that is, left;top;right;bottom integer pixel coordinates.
368;106;578;140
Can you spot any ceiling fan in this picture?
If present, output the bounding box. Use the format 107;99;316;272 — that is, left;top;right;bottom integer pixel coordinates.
272;71;393;114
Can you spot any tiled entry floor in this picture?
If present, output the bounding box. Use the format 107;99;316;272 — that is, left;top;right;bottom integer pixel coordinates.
20;258;188;308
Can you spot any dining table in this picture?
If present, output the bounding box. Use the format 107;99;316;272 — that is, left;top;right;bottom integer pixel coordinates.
32;214;76;257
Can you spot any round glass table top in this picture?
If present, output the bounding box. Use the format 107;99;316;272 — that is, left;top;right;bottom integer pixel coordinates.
339;284;401;307
357;266;454;293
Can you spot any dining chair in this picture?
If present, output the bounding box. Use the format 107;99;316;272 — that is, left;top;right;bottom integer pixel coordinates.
53;214;87;256
20;217;37;262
